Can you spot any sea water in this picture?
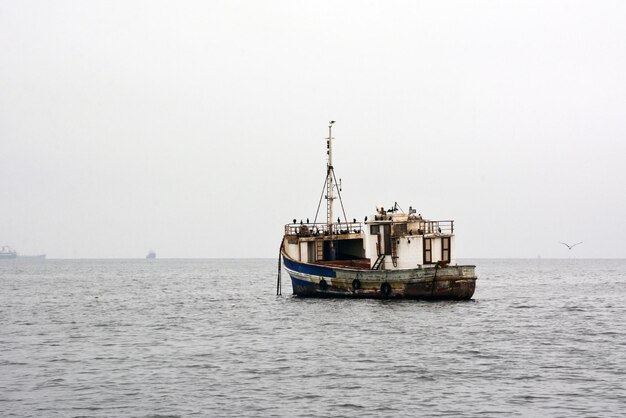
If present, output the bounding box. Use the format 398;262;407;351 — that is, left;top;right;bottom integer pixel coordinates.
1;258;625;417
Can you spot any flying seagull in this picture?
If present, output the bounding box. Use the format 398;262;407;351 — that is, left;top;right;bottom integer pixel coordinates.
560;241;583;250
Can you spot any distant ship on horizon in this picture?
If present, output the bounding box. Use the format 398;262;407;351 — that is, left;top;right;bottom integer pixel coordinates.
0;246;17;259
146;250;156;259
1;245;46;260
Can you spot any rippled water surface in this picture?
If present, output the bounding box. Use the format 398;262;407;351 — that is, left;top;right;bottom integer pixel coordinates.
1;258;626;417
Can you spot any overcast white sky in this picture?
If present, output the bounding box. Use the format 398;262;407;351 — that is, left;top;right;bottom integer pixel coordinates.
1;1;625;259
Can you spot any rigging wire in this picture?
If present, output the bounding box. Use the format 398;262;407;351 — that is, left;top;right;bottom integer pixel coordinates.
332;169;348;224
312;175;328;225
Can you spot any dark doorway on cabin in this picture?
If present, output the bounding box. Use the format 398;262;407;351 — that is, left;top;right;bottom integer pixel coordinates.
307;242;316;262
381;224;391;255
323;239;364;260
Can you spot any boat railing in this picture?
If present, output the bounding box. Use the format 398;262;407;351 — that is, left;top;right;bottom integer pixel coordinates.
285;222;364;237
284;220;454;236
413;220;454;235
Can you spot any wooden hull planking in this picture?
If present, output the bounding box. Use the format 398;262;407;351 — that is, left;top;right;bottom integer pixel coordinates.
282;253;476;300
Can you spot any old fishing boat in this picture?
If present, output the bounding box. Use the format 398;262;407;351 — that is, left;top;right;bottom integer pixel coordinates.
278;122;476;299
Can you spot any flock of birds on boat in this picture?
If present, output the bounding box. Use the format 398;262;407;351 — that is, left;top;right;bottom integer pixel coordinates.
290;218;583;252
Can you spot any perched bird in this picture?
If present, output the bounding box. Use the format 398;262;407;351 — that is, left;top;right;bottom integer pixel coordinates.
353;218;356;223
337;217;341;224
300;220;303;225
364;216;368;222
293;219;296;224
307;218;309;223
438;227;442;233
560;241;583;250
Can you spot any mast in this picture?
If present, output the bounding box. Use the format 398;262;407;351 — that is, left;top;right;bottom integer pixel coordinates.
326;121;336;259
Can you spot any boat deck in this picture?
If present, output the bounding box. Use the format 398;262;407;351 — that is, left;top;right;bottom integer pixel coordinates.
314;259;371;270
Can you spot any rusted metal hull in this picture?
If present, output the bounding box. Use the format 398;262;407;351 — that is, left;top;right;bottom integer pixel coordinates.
282;252;476;300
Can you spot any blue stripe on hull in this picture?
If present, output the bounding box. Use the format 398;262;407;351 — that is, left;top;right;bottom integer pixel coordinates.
289;276;317;295
289;275;354;298
282;256;336;278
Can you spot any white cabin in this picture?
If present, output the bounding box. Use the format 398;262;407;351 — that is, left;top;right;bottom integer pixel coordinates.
283;206;456;270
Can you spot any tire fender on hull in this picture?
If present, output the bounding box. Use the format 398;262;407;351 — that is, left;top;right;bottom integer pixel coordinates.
380;282;392;297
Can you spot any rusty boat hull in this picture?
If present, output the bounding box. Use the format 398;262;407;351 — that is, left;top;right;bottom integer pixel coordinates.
282;252;476;300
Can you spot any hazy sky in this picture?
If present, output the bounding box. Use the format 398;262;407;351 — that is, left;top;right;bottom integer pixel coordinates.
1;1;625;259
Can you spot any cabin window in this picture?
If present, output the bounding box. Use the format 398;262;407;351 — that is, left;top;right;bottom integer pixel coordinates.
423;238;432;264
370;225;379;234
394;223;407;235
441;237;450;263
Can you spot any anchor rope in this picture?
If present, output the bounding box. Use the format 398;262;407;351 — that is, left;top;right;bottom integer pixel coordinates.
431;263;439;296
276;242;282;296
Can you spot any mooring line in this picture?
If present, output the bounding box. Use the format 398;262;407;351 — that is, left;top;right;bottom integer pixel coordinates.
431;263;439;295
276;243;282;296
